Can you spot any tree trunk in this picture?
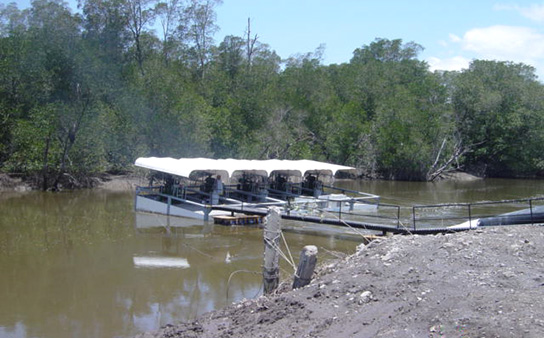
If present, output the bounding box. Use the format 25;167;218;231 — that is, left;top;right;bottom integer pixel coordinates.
41;134;51;191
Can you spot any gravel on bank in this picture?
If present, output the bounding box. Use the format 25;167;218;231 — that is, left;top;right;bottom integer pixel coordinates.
137;224;544;338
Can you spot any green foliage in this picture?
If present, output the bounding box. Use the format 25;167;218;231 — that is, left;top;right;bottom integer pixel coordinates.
0;1;541;183
452;60;544;176
351;38;423;64
339;39;452;180
6;104;59;172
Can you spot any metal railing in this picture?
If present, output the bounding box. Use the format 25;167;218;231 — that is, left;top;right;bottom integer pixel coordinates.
136;185;286;216
137;185;543;233
412;197;544;230
280;196;544;233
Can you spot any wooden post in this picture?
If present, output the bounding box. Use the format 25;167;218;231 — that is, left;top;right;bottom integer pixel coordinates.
293;245;318;289
203;207;210;222
263;207;281;294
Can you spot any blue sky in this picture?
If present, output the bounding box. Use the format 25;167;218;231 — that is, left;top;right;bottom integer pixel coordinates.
215;0;544;78
10;0;544;78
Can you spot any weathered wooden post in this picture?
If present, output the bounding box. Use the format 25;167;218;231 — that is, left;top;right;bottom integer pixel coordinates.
293;245;318;289
263;207;282;294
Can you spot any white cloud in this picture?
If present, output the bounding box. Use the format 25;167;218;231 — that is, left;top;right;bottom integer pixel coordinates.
495;3;544;23
428;24;544;78
519;4;544;22
427;56;471;72
438;39;449;48
447;25;544;77
429;5;544;79
449;33;462;43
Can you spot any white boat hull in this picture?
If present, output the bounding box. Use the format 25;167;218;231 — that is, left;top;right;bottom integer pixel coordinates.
135;195;229;220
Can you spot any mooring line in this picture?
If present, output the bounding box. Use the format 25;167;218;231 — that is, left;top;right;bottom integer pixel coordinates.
264;234;296;271
226;269;261;303
280;231;296;271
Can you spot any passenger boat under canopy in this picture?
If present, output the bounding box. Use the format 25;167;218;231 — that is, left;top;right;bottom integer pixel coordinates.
134;157;357;182
134;157;379;220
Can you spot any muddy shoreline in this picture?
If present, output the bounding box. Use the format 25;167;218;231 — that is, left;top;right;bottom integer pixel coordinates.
0;170;483;193
136;225;544;338
0;172;144;192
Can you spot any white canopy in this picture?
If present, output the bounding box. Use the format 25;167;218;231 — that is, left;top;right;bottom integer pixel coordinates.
134;157;356;182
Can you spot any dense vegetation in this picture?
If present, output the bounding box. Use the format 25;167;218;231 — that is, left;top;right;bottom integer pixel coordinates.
1;0;543;189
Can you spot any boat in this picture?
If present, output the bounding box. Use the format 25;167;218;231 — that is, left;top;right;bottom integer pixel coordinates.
134;157;380;221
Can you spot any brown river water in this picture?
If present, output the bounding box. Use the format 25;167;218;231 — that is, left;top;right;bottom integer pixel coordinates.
1;178;543;338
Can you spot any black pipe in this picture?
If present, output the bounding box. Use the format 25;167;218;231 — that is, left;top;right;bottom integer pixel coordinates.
477;206;544;227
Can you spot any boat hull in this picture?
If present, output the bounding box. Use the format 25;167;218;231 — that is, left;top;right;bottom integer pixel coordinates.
135;195;229;220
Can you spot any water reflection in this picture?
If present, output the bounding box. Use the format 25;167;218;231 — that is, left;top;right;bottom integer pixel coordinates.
0;190;358;338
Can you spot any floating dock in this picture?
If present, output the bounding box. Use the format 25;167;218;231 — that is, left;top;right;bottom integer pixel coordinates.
210;196;544;235
213;214;265;226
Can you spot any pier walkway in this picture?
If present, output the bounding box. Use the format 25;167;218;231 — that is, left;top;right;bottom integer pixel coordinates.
212;205;470;235
211;196;544;235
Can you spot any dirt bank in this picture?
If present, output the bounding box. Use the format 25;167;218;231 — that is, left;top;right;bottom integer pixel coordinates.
0;173;144;192
0;169;483;192
439;170;482;181
0;173;31;192
137;225;544;338
94;174;144;191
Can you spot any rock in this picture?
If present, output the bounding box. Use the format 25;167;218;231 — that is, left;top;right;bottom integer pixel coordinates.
358;291;373;304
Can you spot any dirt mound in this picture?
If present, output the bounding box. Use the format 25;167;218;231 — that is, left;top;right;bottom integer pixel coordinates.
440;171;482;181
137;225;544;338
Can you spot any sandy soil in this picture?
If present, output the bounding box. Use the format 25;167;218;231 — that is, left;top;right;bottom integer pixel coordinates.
136;224;544;338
